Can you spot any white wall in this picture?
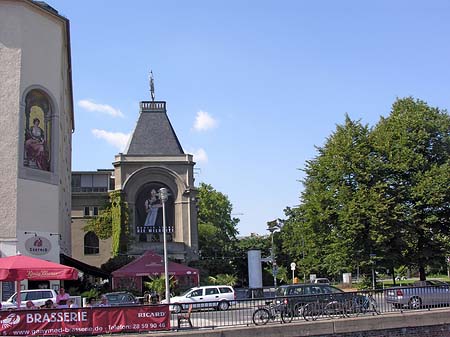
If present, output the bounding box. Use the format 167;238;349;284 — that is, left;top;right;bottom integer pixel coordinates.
0;0;73;261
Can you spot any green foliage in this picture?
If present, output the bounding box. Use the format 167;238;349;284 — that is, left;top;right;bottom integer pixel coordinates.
84;202;113;239
207;274;238;286
264;265;289;285
83;191;129;257
110;191;129;256
197;183;240;276
284;98;450;282
81;288;100;300
144;275;177;300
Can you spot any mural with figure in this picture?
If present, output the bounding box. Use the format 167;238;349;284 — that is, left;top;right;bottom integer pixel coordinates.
23;89;51;171
144;189;162;227
136;183;174;242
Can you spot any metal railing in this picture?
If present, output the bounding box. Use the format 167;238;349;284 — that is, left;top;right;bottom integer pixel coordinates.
168;285;450;330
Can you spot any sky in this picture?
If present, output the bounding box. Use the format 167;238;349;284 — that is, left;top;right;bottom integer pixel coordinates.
47;0;450;236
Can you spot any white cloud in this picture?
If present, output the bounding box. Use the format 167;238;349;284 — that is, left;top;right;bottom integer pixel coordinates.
78;99;124;118
91;129;130;151
191;148;208;163
193;110;218;131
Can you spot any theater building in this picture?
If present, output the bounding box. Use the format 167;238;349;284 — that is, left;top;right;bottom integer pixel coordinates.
71;100;199;267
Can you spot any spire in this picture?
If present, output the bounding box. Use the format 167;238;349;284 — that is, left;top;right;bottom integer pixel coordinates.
149;70;155;102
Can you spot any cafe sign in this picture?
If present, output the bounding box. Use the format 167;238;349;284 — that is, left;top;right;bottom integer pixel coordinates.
25;236;52;256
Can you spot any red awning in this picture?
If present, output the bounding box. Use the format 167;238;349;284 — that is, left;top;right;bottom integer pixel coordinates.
112;250;198;278
0;254;78;281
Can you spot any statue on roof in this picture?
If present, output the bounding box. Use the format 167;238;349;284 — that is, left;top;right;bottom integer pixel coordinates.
149;71;155;101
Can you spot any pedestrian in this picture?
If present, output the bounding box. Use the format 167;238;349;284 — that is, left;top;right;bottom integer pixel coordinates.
67;299;79;308
25;301;38;310
86;297;96;307
56;287;70;306
98;295;109;307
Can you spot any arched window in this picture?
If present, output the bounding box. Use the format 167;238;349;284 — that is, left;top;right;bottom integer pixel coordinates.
23;89;52;171
84;232;99;255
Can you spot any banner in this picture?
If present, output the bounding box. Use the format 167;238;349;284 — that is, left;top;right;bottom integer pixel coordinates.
0;305;170;336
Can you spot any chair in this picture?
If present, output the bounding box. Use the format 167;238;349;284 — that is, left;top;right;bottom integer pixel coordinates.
177;304;193;329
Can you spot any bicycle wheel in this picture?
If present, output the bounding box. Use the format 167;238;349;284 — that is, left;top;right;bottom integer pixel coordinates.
324;301;345;319
281;306;294;323
253;308;270;326
370;298;381;315
302;303;320;321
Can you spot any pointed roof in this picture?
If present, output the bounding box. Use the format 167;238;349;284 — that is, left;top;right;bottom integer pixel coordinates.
124;101;184;155
111;250;199;277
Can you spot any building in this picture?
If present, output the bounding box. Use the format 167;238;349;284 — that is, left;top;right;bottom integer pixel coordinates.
71;100;199;267
0;0;74;296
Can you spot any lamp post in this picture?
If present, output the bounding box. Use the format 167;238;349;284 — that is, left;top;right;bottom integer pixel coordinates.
159;187;170;304
267;219;282;289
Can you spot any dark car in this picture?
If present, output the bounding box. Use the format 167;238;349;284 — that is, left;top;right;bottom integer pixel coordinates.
275;283;361;316
104;291;139;306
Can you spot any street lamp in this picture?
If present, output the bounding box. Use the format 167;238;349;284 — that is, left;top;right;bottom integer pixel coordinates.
267;219;283;288
159;187;170;304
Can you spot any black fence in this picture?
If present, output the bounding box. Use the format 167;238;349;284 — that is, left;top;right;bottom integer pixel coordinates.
169;285;450;330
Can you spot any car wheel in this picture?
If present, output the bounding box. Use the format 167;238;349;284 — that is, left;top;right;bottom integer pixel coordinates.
173;304;183;314
408;297;422;310
218;300;229;311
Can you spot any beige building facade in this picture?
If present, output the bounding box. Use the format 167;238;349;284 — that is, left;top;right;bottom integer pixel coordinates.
0;0;74;296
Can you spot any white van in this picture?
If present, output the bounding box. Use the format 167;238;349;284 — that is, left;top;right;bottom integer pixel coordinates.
1;289;58;309
161;285;235;313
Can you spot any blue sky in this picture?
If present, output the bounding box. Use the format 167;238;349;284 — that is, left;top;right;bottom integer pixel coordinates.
48;0;450;236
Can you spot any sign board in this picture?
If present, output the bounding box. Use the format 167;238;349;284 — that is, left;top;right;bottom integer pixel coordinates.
0;305;170;336
290;262;296;271
25;236;52;256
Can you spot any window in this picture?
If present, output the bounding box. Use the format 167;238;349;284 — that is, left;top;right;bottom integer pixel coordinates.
219;287;232;294
93;207;99;216
189;289;203;297
72;174;81;192
84;232;99;255
205;288;219;295
84;207;90;216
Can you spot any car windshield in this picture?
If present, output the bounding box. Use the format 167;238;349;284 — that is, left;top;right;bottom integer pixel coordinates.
325;286;344;293
179;288;195;297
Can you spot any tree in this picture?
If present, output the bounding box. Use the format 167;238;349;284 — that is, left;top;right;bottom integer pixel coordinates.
196;183;240;276
284;98;450;282
285;116;378;278
207;274;238;286
371;97;450;280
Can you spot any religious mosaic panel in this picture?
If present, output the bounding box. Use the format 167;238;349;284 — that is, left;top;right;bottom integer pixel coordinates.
23;89;52;171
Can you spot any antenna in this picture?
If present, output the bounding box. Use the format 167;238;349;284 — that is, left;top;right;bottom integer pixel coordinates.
149;70;155;101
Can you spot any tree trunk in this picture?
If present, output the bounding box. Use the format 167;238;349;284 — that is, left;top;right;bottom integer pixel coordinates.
419;265;426;281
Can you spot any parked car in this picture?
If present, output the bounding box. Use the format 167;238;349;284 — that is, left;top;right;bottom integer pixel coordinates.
1;289;58;309
385;280;450;309
161;285;236;313
274;283;364;315
312;278;330;284
103;291;139;306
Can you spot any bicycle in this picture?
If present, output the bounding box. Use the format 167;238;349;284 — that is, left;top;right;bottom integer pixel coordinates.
301;299;348;321
252;300;294;325
347;293;381;316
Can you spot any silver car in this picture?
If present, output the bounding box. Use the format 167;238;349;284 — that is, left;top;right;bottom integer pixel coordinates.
385;280;450;309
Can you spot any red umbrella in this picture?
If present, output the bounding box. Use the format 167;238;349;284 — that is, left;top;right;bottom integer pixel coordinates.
0;254;78;307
